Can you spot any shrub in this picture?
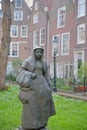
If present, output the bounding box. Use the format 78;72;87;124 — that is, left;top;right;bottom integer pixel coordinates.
51;78;74;90
51;78;65;89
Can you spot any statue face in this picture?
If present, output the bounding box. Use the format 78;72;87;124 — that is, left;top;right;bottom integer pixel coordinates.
34;49;43;60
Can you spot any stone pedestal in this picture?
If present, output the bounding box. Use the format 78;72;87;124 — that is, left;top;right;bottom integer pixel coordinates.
16;126;48;130
39;128;48;130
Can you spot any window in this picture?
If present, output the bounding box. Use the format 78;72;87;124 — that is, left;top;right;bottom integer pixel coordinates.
6;62;13;75
10;25;18;37
77;24;85;44
0;1;3;17
0;10;3;18
74;50;85;78
57;6;66;28
0;2;2;9
57;63;63;78
52;35;60;55
33;30;39;47
61;33;70;55
33;12;39;24
64;64;73;79
8;43;19;57
50;63;54;79
14;11;23;20
21;25;28;37
40;28;45;45
78;0;85;17
15;0;22;8
35;1;38;11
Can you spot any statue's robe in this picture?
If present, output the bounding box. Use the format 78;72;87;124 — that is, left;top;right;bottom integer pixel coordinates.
17;56;56;129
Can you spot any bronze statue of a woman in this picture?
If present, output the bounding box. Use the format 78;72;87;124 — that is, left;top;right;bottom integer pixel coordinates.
16;46;56;130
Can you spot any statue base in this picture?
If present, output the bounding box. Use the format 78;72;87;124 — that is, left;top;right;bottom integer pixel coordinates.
16;126;48;130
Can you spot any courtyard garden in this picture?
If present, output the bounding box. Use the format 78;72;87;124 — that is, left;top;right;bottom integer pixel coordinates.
0;85;87;130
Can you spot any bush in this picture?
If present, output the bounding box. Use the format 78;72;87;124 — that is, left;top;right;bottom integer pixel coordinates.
51;78;74;90
51;78;65;89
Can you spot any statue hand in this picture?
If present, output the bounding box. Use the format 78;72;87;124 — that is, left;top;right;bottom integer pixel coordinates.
21;99;28;104
31;73;36;79
18;94;28;104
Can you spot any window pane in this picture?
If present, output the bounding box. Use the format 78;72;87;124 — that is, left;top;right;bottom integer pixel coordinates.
15;0;22;8
33;12;39;24
78;0;85;17
64;65;68;78
8;43;19;57
21;26;28;37
10;25;18;37
63;35;68;53
14;11;23;20
35;1;38;10
58;63;63;78
33;30;39;47
62;33;70;54
12;44;18;56
40;28;45;45
77;24;85;43
58;6;66;27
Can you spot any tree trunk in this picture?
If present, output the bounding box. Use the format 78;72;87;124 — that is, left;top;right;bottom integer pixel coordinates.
0;0;11;89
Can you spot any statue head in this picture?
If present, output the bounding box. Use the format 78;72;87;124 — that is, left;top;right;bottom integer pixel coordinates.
33;46;44;60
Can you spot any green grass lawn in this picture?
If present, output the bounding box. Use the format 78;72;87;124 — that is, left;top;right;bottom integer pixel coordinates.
0;85;87;130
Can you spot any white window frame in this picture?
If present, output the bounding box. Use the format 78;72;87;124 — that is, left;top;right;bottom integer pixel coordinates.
33;12;39;24
77;24;85;44
14;11;23;21
35;1;38;11
74;50;84;78
15;0;22;8
33;30;39;47
0;10;3;18
78;0;86;18
0;1;2;10
57;63;63;78
50;63;54;79
6;62;13;75
8;42;19;57
57;6;66;28
21;25;28;38
40;28;45;46
0;1;3;18
61;32;70;55
64;63;73;78
10;25;18;37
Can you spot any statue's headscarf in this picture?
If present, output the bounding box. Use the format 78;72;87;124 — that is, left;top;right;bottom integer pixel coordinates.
32;46;44;61
22;46;44;71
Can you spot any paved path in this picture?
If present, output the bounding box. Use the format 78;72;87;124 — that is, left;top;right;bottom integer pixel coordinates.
53;91;87;101
7;81;87;101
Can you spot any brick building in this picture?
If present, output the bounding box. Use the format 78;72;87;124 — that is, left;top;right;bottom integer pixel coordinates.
49;0;75;79
28;0;53;62
0;0;87;79
0;0;31;74
49;0;87;79
73;0;87;78
29;0;87;79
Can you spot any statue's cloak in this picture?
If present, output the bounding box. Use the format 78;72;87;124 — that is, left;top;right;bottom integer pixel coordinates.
17;56;56;129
